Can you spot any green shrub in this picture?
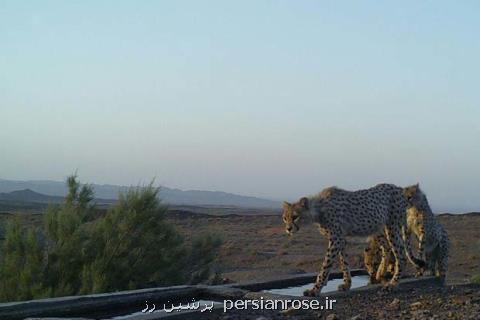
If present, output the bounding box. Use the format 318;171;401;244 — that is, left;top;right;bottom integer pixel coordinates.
41;176;97;297
183;233;223;284
0;175;222;302
0;218;45;301
79;184;187;293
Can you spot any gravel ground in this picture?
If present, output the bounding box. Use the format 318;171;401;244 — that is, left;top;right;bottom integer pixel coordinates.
202;283;480;320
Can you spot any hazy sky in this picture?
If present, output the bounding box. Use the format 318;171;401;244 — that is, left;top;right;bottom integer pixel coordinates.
1;1;479;212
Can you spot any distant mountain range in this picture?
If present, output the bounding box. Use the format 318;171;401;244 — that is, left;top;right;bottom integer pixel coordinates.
0;179;280;209
0;189;64;203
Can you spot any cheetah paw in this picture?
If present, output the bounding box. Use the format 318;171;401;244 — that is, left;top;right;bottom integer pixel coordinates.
382;281;399;291
368;276;378;285
337;283;351;291
303;288;319;297
415;269;425;277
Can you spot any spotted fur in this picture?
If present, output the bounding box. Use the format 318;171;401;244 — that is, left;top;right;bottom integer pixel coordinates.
282;184;425;296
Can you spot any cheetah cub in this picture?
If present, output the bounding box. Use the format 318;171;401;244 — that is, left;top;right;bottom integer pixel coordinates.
363;234;395;284
403;184;450;281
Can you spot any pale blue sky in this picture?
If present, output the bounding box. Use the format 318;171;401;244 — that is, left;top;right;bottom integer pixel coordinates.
1;1;479;212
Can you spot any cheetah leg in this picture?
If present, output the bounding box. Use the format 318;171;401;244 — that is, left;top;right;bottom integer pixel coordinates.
437;251;448;283
426;252;436;275
338;243;351;291
303;237;342;297
416;232;426;276
384;225;406;288
375;244;389;283
434;260;440;277
417;232;425;260
431;244;447;281
402;228;425;276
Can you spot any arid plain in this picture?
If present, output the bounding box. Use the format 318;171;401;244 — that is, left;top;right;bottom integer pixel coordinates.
167;209;480;285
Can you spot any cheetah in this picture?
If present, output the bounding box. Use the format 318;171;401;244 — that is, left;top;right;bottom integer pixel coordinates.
403;184;450;280
365;184;450;282
364;228;426;283
363;234;395;283
282;184;425;296
363;232;424;284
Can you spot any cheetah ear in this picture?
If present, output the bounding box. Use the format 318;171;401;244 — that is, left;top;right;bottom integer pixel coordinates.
299;197;309;210
364;247;370;252
282;201;291;209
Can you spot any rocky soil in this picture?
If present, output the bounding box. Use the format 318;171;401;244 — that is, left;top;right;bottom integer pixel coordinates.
168;211;480;320
206;283;480;320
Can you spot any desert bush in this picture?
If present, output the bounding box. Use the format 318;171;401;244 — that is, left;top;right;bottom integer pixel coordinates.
0;175;222;302
79;184;187;293
0;218;45;301
42;176;97;297
182;233;223;284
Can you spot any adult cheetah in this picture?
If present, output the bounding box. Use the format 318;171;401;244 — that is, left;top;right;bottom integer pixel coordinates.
282;183;425;296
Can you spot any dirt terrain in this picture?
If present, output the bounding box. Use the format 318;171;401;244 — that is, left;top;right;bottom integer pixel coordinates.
168;210;480;319
167;211;480;285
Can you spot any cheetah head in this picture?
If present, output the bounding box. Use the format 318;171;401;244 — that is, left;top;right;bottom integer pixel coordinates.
403;183;424;208
282;197;309;236
407;206;426;233
404;183;427;232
